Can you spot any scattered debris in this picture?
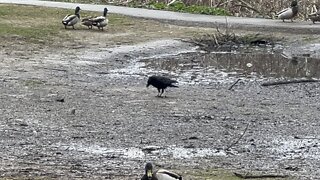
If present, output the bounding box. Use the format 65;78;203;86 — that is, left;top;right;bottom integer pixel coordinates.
190;30;278;52
228;78;241;90
55;97;65;102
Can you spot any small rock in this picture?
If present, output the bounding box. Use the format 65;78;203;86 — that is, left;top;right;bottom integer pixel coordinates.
19;123;28;127
188;136;199;140
284;166;299;171
70;108;76;115
142;146;161;153
55;97;65;102
184;144;195;148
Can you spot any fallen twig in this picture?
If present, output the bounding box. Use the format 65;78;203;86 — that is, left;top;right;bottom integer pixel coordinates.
234;172;289;179
225;123;249;151
294;136;320;140
213;34;219;46
228;78;241;90
261;79;320;86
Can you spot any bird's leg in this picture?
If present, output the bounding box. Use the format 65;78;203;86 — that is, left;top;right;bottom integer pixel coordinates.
72;25;75;29
159;89;164;97
291;19;293;22
283;19;285;22
157;89;160;97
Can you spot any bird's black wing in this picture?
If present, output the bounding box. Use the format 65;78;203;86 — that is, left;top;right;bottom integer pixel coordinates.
156;76;177;85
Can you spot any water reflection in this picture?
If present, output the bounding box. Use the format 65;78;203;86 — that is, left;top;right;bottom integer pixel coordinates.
142;52;320;79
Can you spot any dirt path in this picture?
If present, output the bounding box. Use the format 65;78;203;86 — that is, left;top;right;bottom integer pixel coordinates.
1;0;320;34
1;36;320;179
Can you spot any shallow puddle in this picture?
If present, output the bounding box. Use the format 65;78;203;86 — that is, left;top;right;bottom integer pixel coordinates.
142;52;320;83
109;40;320;85
68;144;226;160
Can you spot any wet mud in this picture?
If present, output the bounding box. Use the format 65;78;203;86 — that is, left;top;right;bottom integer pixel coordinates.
1;38;320;179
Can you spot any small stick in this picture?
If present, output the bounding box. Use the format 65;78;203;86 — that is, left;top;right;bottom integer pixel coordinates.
228;78;241;90
225;123;249;151
294;136;320;140
234;172;289;179
213;34;219;46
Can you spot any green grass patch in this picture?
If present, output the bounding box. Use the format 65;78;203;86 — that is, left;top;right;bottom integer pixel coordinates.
0;23;60;43
187;169;291;180
43;0;230;16
24;79;46;87
188;169;240;180
137;1;230;16
0;4;142;45
0;5;71;44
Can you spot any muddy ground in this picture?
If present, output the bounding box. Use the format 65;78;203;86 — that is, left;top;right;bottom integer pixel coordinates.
1;10;320;179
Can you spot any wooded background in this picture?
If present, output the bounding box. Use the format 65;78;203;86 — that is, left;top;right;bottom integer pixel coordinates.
65;0;320;19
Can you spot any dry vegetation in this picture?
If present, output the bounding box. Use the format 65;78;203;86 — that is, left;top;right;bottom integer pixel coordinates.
50;0;320;19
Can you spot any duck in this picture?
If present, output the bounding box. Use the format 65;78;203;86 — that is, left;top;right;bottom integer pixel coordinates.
141;163;182;180
62;6;81;29
276;0;298;22
81;17;94;29
146;75;178;97
91;8;109;30
309;11;320;24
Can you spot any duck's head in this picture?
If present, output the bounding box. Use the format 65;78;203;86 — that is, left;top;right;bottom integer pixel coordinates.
103;8;109;17
291;0;298;7
145;163;153;179
75;6;81;14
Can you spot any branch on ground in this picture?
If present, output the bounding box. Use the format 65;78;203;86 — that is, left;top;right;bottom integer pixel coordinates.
261;79;320;87
234;172;289;179
225;123;249;151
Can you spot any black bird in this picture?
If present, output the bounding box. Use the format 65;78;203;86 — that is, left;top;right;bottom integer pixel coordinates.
141;163;182;180
146;75;178;97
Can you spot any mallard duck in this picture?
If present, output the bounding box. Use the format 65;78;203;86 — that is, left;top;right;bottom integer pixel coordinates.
141;163;182;180
62;6;81;29
276;0;298;22
309;11;320;24
146;75;178;97
81;17;94;29
91;8;109;30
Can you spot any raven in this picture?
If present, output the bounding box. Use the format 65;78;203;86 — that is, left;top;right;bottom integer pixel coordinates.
146;75;178;97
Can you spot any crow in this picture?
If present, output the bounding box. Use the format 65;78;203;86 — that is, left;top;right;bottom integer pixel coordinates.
146;75;178;97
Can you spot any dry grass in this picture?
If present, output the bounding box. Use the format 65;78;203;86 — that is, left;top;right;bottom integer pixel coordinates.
0;4;217;48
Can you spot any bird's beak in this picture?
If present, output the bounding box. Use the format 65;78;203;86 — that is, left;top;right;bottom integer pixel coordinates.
147;170;152;178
